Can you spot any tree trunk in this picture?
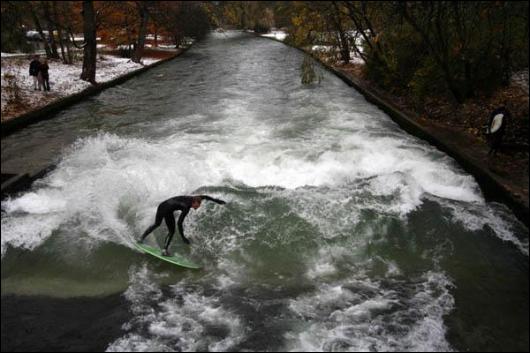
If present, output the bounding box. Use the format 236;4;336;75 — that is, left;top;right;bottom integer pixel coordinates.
42;1;60;59
65;38;73;64
60;2;75;63
337;31;351;64
56;26;67;63
52;2;68;64
133;2;150;63
331;2;351;64
80;0;97;84
125;16;133;57
29;4;52;57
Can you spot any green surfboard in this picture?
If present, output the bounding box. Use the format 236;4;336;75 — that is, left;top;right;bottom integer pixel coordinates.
134;242;201;269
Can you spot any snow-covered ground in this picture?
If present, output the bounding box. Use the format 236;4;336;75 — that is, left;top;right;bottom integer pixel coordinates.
1;52;173;121
261;30;287;41
511;69;529;95
1;52;26;58
311;45;364;63
258;30;365;65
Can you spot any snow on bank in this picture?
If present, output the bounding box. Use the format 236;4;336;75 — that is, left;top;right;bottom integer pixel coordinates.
511;69;529;94
311;45;364;65
259;32;364;65
1;52;27;58
261;30;287;41
1;52;172;121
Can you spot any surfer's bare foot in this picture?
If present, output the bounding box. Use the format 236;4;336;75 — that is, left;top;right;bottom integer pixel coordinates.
162;249;171;257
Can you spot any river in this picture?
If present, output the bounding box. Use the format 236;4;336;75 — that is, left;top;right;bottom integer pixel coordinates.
1;31;528;351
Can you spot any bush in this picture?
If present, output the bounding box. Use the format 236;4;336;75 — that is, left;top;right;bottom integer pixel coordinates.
408;57;446;104
3;71;22;104
1;69;24;117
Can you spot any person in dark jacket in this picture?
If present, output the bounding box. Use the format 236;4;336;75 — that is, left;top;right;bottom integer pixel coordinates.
138;195;226;256
29;55;40;90
484;105;510;155
39;58;50;91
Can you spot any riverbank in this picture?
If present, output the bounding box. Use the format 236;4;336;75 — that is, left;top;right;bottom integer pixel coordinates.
1;294;130;352
1;47;185;129
258;33;529;228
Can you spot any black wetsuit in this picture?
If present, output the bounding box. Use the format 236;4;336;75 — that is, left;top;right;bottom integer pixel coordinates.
139;195;226;252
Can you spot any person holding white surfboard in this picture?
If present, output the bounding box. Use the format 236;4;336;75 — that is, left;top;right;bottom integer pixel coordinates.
484;105;510;156
138;195;226;256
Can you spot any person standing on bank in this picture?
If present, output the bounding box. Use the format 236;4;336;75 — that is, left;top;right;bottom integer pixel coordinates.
138;195;226;256
29;55;41;90
39;58;50;92
484;104;510;155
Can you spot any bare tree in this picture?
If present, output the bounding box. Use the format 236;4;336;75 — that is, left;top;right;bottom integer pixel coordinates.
42;1;60;59
132;1;151;63
51;1;69;64
80;0;97;84
341;1;387;68
28;1;53;57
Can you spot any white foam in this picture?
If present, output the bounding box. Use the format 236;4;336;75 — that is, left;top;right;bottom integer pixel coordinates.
305;247;352;280
1;213;63;257
441;199;529;255
2;88;495;256
307;261;337;280
285;272;455;352
108;266;244;352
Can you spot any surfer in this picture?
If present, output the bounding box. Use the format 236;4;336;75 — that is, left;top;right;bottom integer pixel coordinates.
138;195;226;256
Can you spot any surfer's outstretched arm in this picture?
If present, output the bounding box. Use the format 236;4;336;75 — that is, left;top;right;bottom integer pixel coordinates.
177;207;190;244
199;195;226;204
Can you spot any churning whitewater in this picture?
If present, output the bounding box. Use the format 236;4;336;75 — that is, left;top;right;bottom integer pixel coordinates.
1;32;528;351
